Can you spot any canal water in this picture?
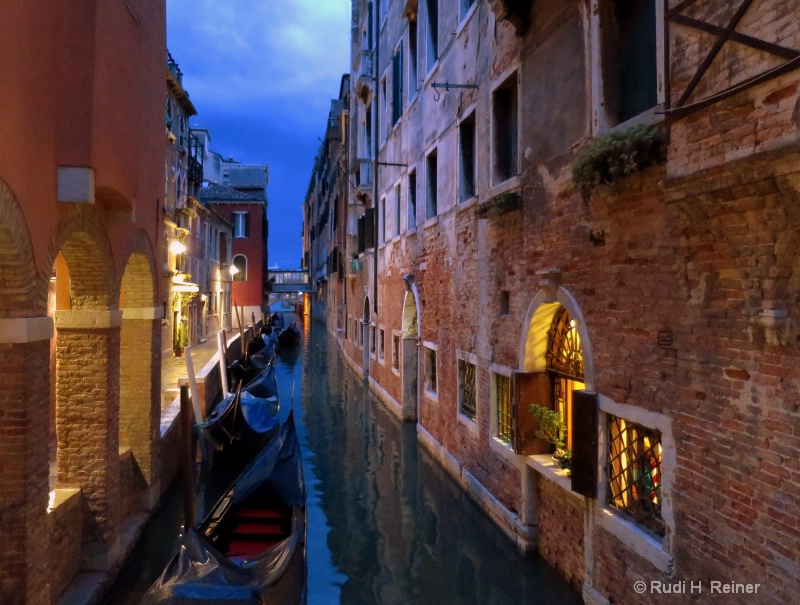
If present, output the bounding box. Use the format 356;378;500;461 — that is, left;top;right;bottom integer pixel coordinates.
108;318;582;604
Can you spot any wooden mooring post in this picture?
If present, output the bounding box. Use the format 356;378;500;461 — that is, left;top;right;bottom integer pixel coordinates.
179;384;195;529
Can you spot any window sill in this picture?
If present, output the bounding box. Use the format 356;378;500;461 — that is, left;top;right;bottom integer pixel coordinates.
457;196;478;212
597;508;673;573
526;454;578;496
405;227;417;237
424;388;438;402
391;367;400;377
483;175;520;202
422;216;439;230
457;411;479;437
489;436;517;463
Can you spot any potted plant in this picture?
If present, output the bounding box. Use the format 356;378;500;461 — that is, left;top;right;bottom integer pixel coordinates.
174;320;189;357
528;404;572;473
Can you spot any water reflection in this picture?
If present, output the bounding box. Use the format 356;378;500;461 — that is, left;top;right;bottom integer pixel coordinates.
106;316;581;604
296;322;581;605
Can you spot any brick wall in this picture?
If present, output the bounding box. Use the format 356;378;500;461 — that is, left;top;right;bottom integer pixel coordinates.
536;475;585;592
47;489;82;603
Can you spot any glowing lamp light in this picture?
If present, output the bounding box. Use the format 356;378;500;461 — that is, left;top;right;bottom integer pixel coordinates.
169;240;187;255
173;283;199;293
229;265;239;276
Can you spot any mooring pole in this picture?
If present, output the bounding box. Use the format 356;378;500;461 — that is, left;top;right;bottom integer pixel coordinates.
180;384;195;529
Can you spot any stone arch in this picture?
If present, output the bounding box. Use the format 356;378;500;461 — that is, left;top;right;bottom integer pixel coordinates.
118;231;160;500
401;285;421;338
45;205;118;310
0;178;46;316
519;286;595;391
0;178;51;604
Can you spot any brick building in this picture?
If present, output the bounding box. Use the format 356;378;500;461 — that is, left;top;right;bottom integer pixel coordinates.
0;1;169;603
307;1;800;603
304;75;351;331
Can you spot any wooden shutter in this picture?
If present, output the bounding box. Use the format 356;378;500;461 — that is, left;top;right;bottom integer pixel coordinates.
571;390;598;498
364;207;376;249
511;371;553;456
357;216;365;253
243;212;250;237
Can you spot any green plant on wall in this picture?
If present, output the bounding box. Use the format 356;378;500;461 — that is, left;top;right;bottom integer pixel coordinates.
571;124;666;197
529;404;572;472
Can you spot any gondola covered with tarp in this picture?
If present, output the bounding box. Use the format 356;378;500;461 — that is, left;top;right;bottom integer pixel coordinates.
204;360;280;458
140;413;306;605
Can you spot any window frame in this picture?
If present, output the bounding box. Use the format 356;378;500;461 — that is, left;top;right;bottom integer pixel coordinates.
456;351;479;435
596;396;675;573
232;254;247;282
407;167;417;231
490;70;520;187
422;341;438;400
458;110;477;202
425;147;438;221
489;365;516;461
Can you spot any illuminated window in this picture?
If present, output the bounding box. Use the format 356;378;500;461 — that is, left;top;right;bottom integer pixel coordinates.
547;307;585;450
607;416;665;538
232;255;247;282
495;373;512;443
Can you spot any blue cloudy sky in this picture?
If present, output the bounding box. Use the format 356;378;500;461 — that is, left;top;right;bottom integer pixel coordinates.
167;0;351;268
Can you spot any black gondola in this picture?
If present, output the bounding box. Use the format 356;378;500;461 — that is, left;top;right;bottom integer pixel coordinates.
277;323;301;350
140;413;306;605
204;361;280;458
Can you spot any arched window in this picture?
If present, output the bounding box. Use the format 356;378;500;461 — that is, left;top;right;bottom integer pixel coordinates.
546;307;585;450
232;254;247;282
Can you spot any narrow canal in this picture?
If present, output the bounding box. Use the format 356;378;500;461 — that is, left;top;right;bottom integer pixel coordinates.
108;317;582;604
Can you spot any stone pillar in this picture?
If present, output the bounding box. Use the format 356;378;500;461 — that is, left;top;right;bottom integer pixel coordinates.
401;336;418;421
54;309;122;571
120;306;163;509
0;317;53;605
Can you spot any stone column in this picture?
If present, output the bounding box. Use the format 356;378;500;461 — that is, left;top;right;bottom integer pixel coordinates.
0;317;53;605
120;306;163;509
54;309;122;571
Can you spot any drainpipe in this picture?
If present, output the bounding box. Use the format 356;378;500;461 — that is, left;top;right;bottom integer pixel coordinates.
372;0;380;316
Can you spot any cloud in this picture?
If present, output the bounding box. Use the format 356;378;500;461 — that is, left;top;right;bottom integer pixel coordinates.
167;0;350;267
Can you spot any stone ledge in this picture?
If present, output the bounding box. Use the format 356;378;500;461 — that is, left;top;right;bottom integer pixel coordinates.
122;306;165;320
0;316;54;343
55;310;123;330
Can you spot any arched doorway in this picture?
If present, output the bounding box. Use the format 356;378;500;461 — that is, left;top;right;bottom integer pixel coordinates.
400;287;420;420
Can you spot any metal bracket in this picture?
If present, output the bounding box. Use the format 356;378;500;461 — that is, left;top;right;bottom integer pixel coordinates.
431;82;479;101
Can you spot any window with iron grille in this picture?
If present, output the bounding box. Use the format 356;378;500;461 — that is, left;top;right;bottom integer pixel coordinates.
495;373;512;443
458;359;477;420
607;415;665;539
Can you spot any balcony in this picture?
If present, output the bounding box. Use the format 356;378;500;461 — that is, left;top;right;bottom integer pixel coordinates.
353;159;372;199
356;50;374;100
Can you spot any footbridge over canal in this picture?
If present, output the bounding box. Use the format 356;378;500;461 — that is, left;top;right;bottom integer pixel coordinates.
267;268;312;306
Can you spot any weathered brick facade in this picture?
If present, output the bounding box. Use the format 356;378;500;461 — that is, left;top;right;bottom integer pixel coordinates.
0;1;168;602
308;1;800;603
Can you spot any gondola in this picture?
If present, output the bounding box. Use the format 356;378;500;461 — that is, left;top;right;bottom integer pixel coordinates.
277;323;301;350
140;413;307;605
204;363;280;459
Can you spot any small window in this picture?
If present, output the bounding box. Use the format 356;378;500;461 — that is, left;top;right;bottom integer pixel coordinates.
425;149;438;220
392;334;400;371
424;346;437;395
232;254;247;282
380;76;388;143
394;184;401;237
233;211;250;238
370;325;376;355
459;113;476;202
425;0;438;71
392;43;403;125
408;170;417;230
492;73;519;184
409;17;419;95
500;290;510;315
458;359;477;420
607;416;665;539
378;329;385;361
495;373;512;443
